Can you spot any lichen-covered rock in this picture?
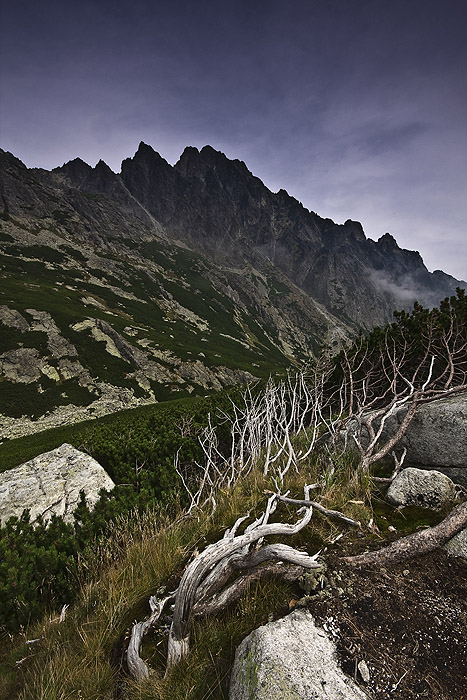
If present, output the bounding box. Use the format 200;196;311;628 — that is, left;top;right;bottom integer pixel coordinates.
0;443;114;525
386;467;457;510
229;610;367;700
381;392;467;470
444;528;467;560
0;305;30;331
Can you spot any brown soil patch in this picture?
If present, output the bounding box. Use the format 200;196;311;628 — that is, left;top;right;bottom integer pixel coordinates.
304;548;467;699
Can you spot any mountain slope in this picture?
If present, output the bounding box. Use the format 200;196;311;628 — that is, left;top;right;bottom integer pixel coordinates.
120;143;464;327
0;145;464;438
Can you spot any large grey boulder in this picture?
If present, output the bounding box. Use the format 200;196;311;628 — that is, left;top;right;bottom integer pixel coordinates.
229;610;368;700
0;443;115;525
380;392;466;470
345;391;467;486
386;467;457;509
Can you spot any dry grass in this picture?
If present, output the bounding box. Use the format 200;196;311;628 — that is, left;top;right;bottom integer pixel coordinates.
1;451;373;700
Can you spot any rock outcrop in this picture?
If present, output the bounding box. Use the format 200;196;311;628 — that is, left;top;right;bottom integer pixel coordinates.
0;443;114;525
229;609;368;700
386;467;458;510
381;392;467;473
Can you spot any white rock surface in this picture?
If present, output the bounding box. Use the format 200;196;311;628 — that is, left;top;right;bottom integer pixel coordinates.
386;467;457;510
229;609;368;700
0;443;115;525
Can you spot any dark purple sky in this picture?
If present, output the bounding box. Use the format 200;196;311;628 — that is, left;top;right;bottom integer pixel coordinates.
1;0;466;280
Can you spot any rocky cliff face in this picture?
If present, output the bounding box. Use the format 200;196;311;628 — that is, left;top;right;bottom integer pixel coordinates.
120;143;464;327
0;144;464;437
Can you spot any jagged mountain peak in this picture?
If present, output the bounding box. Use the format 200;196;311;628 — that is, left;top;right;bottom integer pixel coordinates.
129;141;170;166
53;156;125;199
54;157;92;173
117;141;464;322
377;232;399;249
0;148;28;171
342;220;367;243
175;144;252;180
2;141;465;333
95;159;114;173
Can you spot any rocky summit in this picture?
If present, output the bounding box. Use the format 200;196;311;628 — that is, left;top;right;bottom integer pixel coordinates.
0;144;464;437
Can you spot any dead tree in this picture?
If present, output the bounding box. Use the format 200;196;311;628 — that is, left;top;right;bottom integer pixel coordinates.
175;367;339;514
127;486;324;679
330;297;467;480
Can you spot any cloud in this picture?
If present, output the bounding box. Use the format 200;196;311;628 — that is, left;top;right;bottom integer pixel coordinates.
1;0;466;280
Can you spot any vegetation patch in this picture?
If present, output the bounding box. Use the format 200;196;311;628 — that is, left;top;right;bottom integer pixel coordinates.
0;378;95;419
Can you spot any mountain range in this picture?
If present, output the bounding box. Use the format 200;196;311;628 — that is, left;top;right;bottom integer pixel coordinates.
0;143;464;439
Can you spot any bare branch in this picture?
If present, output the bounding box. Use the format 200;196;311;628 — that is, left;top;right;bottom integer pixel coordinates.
271;492;361;528
127;594;175;681
342;501;467;567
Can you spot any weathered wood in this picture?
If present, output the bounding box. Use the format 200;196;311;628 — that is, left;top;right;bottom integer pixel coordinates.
126;488;322;679
193;563;306;617
194;543;321;606
342;500;467;567
166;487;316;667
127;594;175;681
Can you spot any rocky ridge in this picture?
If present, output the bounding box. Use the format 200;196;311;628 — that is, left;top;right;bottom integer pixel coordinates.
0;144;464;437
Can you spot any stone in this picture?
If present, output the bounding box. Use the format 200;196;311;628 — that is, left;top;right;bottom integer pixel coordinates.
0;347;43;383
386;467;457;510
357;659;370;683
444;528;467;561
0;443;115;525
0;305;30;332
228;609;367;700
381;393;466;477
344;392;467;485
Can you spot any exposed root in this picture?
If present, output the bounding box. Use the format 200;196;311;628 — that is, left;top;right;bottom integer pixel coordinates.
342;501;467;567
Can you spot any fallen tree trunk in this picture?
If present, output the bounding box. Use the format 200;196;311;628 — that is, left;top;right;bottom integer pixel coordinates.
342;500;467;567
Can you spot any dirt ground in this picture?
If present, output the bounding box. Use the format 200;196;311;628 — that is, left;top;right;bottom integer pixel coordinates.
302;546;467;700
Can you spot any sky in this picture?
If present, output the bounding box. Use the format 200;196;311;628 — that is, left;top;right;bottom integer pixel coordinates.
1;0;466;280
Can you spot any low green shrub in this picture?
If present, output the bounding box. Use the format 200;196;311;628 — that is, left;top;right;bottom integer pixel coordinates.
0;388;246;633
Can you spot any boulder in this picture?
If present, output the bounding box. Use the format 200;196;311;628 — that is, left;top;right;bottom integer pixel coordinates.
383;392;467;469
386;467;457;510
229;609;367;700
0;443;115;525
344;392;467;486
444;528;467;561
